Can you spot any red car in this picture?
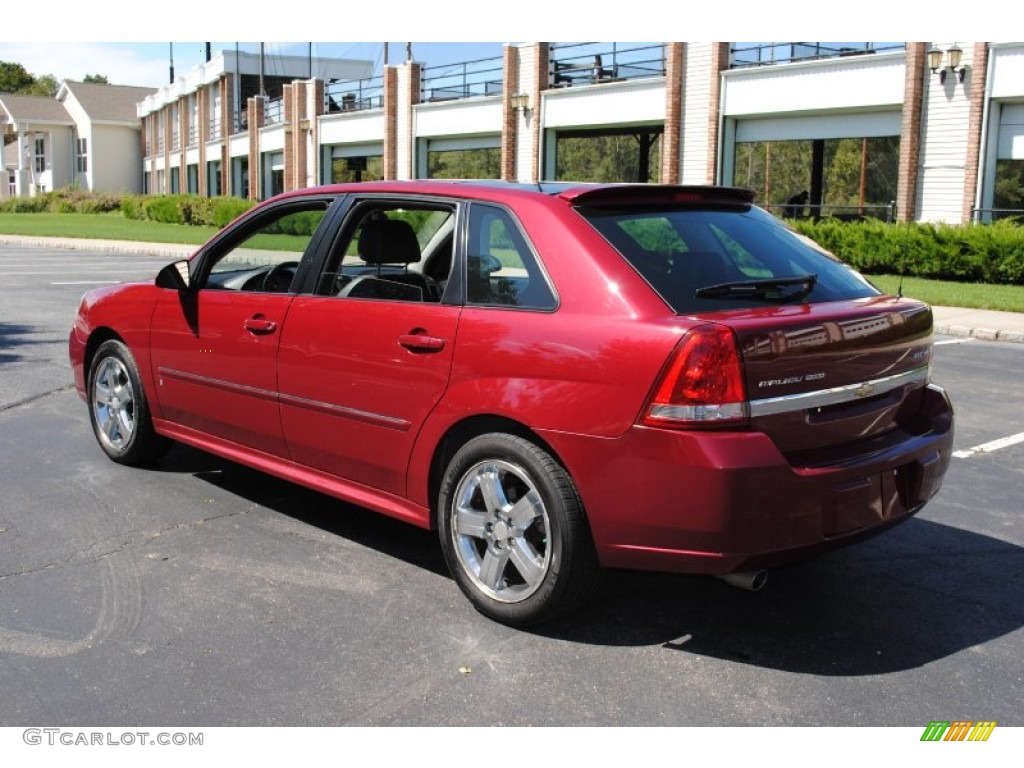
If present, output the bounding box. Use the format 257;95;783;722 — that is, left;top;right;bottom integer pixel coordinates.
69;182;954;626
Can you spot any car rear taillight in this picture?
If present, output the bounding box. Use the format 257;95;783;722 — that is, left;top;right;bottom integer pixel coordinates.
641;324;748;429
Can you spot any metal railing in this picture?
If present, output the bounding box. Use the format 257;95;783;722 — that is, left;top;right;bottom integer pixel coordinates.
549;42;666;88
171;131;180;152
420;56;504;102
233;110;248;134
325;74;385;113
208;115;221;141
762;201;897;222
730;42;905;68
188;124;199;146
264;97;283;126
971;207;1024;223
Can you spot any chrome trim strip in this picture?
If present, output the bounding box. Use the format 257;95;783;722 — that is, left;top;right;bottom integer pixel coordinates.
277;392;410;431
158;367;278;402
157;367;410;431
749;366;929;418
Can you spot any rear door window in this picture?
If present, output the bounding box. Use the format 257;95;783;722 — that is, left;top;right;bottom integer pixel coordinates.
579;205;880;313
466;204;557;310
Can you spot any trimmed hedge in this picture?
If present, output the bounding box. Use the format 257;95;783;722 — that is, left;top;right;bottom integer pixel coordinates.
789;218;1024;285
1;188;256;229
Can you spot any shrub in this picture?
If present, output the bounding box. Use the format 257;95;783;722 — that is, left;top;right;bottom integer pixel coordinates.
120;195;144;220
213;197;256;228
790;217;1024;286
143;195;185;224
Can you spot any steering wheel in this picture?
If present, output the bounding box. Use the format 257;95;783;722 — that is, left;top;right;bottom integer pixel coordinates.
261;261;300;293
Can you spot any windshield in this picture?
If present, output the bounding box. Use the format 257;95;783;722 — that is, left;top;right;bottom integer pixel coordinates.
578;205;880;313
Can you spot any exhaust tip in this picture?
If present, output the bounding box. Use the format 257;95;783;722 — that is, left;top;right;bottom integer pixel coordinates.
717;570;768;592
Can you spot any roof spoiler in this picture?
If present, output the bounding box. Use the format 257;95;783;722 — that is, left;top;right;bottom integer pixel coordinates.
558;184;756;207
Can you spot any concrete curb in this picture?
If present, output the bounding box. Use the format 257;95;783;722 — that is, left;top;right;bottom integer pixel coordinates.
934;323;1024;344
0;234;197;260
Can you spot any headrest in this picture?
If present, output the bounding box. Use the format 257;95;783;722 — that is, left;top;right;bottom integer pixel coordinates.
357;217;421;265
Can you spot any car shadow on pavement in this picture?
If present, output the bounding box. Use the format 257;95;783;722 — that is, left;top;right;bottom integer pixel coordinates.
549;518;1024;675
0;322;42;364
152;444;449;578
151;444;1023;676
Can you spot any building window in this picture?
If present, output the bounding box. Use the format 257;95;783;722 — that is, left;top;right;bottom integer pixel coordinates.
170;168;180;194
732;137;899;220
187;163;199;194
76;137;88;174
554;127;663;183
7;171;15;196
326;154;383;184
34;137;46;173
993;159;1024;220
207;159;222;196
427;147;500;179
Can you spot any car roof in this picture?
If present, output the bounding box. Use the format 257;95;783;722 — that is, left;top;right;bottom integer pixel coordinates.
266;180;755;208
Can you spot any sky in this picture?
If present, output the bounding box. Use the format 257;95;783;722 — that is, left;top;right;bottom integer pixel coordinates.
0;42;505;89
0;1;989;90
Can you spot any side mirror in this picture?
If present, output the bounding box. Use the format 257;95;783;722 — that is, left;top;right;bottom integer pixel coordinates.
156;260;191;291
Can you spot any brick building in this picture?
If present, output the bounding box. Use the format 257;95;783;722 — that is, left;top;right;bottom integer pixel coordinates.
133;42;1024;224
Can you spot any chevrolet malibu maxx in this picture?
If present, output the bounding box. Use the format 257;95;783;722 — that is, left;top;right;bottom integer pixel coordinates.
69;182;954;626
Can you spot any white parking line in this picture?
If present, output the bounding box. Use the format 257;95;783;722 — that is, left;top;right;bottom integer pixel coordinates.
934;338;976;346
952;432;1024;459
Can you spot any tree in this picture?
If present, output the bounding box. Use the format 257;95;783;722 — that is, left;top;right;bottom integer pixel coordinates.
0;61;58;96
0;60;35;93
83;74;109;84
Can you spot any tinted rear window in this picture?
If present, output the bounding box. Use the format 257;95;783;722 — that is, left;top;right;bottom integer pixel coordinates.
578;205;880;313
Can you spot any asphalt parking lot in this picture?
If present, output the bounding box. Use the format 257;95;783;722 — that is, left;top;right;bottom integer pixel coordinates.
1;246;1022;726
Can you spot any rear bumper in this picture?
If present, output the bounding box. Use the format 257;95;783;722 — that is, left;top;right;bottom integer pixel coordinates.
538;383;954;575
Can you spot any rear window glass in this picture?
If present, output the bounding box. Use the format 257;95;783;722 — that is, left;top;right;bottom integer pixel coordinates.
578;205;880;313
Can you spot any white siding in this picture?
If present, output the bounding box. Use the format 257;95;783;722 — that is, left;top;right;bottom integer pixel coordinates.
722;51;906;116
397;66;413;179
415;97;502;137
318;111;386;145
91;125;143;192
542;78;665;128
917;42;975;222
989;44;1024;99
735;111;902;142
258;124;285;153
515;44;536;183
680;42;713;185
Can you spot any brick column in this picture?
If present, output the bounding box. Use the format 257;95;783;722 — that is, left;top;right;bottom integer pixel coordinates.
383;66;398;179
221;74;233;196
179;100;188;192
706;42;731;184
163;107;172;193
962;43;989;223
247;96;264;200
661;43;685;184
530;43;550;183
283;83;297;192
500;44;519;181
198;87;208;195
897;43;927;222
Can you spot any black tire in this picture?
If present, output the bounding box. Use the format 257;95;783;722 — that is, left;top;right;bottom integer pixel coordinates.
438;433;601;626
87;339;171;466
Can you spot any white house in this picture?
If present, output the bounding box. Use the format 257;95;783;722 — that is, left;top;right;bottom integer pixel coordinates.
0;81;156;199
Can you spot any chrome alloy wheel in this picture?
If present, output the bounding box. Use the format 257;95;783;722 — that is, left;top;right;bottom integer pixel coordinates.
91;356;136;452
451;459;551;603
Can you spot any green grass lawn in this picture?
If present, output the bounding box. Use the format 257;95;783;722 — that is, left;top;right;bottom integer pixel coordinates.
0;213;219;245
866;275;1024;313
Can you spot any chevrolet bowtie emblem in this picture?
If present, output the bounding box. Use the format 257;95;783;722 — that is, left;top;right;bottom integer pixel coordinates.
854;382;875;398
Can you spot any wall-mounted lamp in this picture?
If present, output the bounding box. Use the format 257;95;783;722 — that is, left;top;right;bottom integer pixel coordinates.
510;92;531;117
929;44;966;84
